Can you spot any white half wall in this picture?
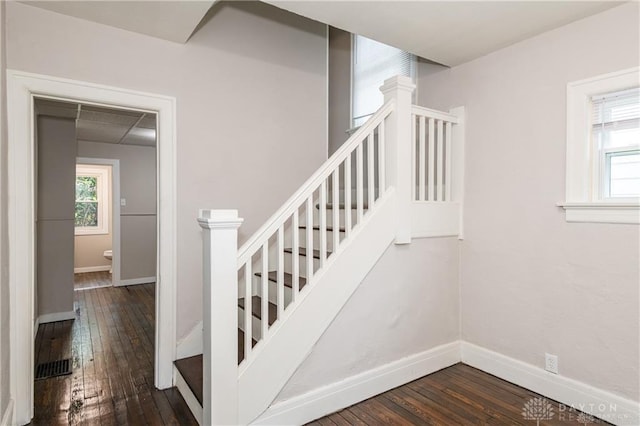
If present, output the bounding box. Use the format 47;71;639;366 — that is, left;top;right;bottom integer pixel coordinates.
276;237;460;402
6;0;329;341
418;2;640;403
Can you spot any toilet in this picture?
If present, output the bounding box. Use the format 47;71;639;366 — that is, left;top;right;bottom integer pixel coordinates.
103;249;113;273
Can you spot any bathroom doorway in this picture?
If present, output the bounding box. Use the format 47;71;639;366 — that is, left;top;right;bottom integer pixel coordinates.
74;159;119;290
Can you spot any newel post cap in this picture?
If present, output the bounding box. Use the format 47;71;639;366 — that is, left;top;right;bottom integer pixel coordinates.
380;75;416;96
198;209;244;230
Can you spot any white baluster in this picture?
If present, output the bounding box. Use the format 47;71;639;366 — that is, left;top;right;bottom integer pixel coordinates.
305;196;313;278
419;115;426;201
319;180;327;266
261;242;268;338
332;169;339;253
244;261;252;361
198;209;242;426
277;226;284;319
411;114;416;201
344;156;352;238
378;121;386;194
367;133;375;209
291;210;299;301
428;118;435;201
445;121;452;201
356;143;364;223
437;119;444;201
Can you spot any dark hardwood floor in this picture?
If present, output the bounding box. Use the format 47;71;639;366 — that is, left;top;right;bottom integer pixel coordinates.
74;270;112;291
32;283;197;425
308;363;612;425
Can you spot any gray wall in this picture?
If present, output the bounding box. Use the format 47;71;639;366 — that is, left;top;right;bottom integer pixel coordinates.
0;0;10;419
277;237;460;401
6;0;328;339
36;116;76;318
418;3;639;401
328;27;351;155
77;141;157;280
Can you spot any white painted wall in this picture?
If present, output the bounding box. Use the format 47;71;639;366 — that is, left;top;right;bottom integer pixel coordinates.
276;237;460;401
0;0;11;420
418;3;639;402
6;1;328;339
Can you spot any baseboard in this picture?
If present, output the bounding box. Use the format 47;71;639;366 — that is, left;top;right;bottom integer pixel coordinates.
1;399;14;426
116;276;156;287
174;366;203;425
38;310;75;324
177;321;203;359
461;342;640;426
74;265;111;273
252;341;461;425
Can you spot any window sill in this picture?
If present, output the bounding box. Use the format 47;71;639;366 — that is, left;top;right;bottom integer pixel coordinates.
557;201;640;224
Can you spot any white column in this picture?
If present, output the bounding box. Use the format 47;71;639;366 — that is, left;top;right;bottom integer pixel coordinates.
198;209;243;426
381;75;416;244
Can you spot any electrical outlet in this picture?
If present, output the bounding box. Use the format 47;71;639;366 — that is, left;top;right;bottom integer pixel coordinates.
545;353;558;374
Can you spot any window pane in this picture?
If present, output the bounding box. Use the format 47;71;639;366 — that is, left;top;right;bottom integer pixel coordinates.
609;151;640;197
75;201;98;227
76;176;97;202
352;35;414;127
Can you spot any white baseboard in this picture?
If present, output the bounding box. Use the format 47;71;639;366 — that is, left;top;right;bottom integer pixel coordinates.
74;265;111;274
177;321;203;359
175;366;203;425
461;342;640;426
38;310;75;324
116;276;156;287
1;399;14;426
252;341;462;425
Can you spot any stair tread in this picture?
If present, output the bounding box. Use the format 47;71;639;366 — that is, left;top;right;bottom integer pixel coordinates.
174;355;203;406
299;225;346;232
254;271;307;290
238;295;277;325
175;330;256;407
283;247;331;259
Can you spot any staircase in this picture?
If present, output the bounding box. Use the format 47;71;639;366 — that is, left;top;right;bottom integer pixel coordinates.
173;76;465;425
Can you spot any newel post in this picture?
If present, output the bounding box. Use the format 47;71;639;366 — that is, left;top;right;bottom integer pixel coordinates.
381;75;416;244
198;209;243;425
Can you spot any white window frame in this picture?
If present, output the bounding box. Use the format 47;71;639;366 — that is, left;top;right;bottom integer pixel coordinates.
75;164;110;235
560;67;640;224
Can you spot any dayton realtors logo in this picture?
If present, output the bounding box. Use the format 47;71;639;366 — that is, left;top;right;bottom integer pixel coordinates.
522;397;555;425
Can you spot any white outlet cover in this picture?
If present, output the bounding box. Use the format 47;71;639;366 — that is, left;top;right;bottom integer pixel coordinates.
545;353;558;374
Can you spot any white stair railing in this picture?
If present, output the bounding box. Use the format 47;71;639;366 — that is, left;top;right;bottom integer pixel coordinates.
196;76;465;424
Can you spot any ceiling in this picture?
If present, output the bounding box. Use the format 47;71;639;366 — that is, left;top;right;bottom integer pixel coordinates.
20;0;216;43
35;99;157;147
263;1;624;66
20;1;622;66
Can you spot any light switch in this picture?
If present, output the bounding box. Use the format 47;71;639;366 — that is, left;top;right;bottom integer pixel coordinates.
120;198;126;206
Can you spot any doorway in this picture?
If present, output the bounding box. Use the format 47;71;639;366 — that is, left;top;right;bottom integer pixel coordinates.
7;70;177;424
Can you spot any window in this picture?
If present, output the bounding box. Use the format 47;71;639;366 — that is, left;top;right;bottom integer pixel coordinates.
561;67;640;224
352;35;415;128
75;164;110;235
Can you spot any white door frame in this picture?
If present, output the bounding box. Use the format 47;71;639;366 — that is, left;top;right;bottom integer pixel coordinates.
7;70;177;425
75;158;121;286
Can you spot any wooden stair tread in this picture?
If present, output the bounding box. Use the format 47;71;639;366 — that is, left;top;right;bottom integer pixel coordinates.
174;355;203;406
299;225;346;232
175;330;256;406
254;271;308;290
238;295;277;325
283;247;331;259
319;201;369;210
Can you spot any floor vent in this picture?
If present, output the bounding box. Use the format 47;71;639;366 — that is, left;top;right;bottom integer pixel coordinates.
35;359;71;380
